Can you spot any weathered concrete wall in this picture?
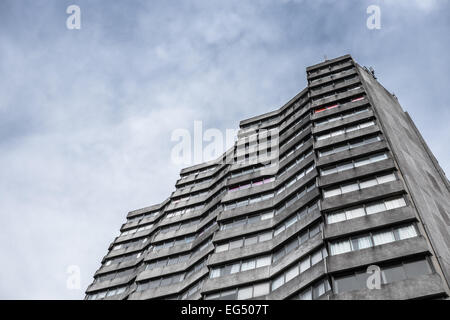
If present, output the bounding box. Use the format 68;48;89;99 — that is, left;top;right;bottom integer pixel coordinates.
357;64;450;292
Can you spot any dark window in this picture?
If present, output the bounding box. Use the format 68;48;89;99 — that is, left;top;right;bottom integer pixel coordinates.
382;265;406;284
404;260;431;279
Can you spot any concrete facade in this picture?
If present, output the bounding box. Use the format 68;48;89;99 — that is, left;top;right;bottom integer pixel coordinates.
85;54;450;300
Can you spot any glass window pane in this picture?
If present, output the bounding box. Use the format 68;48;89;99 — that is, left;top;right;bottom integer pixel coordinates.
397;225;417;240
244;236;258;246
345;125;358;133
285;238;298;254
272;275;284;291
337;162;354;172
377;173;396;184
351;235;372;251
382;265;406;284
385;197;406;210
370;153;388;162
216;244;229;253
354;271;371;290
321;167;337;176
230;263;241;274
345;207;365;220
299;288;312;300
247;215;259;225
253;282;270;297
313;282;325;299
274;225;285;237
272;249;284;263
341;182;359;194
285;266;299;282
309;224;320;237
324;188;341;198
261;211;274;220
211;268;220;278
331;129;345;137
256;256;271;268
220;289;237;300
372;230;395;246
299;257;311;273
355;158;371;167
299;231;309;244
285;216;297;228
366;202;386;215
241;260;256;271
335;274;357;293
311;250;323;265
258;232;272;242
328;211;346;224
229;239;243;249
330;239;351;255
404;259;431;279
237;286;253;300
359;178;378;189
334;145;349;153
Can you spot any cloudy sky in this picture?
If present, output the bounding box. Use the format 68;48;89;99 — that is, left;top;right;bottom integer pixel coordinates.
1;0;449;299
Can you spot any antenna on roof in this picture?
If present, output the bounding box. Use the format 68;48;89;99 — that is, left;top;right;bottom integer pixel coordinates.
369;66;377;79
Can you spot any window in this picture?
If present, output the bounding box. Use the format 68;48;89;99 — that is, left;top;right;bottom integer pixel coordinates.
256;256;271;268
259;232;272;242
241;260;256;271
272;275;284;291
216;244;228;253
299;256;311;273
330;239;351;255
253;282;270;297
377;173;396;184
382;265;406;283
366;202;386;215
396;225;417;240
341;182;359;193
345;207;365;220
321;153;388;176
372;230;395;246
311;251;323;265
285;266;299;282
330;224;418;256
220;289;237;300
324;172;396;199
293;278;331;300
245;236;258;246
351;235;372;251
237;287;253;300
360;178;378;189
385;197;406;210
324;188;341;198
335;273;359;293
318;135;381;157
211;269;220;278
230;263;240;274
315;120;375;142
328;211;346;224
229;239;243;250
404;259;431;278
